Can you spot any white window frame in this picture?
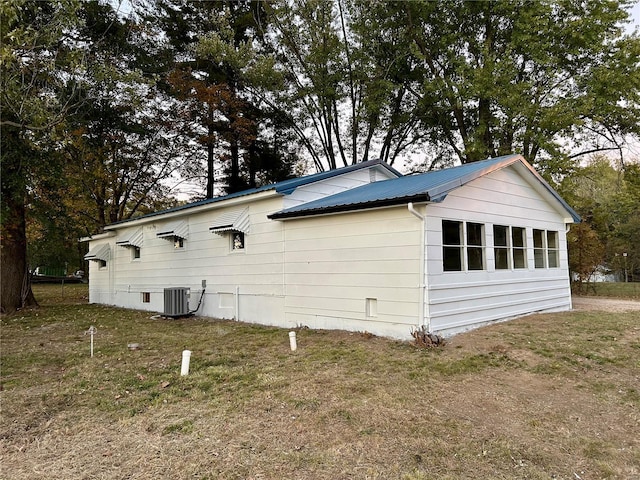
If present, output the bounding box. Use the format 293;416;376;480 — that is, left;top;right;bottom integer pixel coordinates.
442;220;486;272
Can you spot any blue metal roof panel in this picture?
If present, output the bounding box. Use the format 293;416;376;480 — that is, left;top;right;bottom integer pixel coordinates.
270;155;581;222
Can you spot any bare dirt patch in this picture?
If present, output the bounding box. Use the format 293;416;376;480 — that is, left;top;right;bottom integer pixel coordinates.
572;295;640;312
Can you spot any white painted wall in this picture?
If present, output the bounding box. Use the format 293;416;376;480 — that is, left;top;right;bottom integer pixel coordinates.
423;166;572;336
281;207;422;338
86;166;390;327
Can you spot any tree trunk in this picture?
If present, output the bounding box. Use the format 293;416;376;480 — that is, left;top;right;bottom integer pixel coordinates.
1;130;38;312
206;126;215;199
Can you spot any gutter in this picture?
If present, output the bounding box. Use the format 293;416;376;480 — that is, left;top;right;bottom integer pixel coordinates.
407;202;429;332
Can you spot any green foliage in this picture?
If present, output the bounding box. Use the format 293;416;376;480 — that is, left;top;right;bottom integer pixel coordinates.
560;155;640;282
354;0;640;170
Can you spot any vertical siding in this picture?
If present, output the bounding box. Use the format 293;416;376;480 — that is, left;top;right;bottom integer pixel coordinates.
282;207;422;338
424;167;573;335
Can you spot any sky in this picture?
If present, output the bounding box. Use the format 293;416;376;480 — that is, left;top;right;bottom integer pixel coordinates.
627;1;640;33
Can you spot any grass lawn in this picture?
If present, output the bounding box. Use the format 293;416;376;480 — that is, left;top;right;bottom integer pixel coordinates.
584;282;640;300
1;284;639;479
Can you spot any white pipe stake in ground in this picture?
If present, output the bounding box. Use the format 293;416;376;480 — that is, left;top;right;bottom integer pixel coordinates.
181;350;191;376
289;331;297;351
86;325;97;357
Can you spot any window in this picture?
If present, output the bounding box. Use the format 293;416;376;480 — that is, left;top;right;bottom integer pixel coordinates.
442;220;463;271
231;231;245;250
512;227;527;269
132;246;141;260
533;229;560;269
174;237;184;249
466;222;485;270
547;231;559;268
98;260;107;269
142;292;150;303
442;220;485;271
493;225;510;270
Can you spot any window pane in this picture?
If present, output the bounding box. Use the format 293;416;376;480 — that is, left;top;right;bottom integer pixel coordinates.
467;222;483;246
533;229;544;248
467;247;484;270
547;230;559;268
512;227;525;248
442;220;462;245
443;246;463;271
493;225;508;247
513;249;526;268
232;232;245;250
534;248;545;268
495;248;509;269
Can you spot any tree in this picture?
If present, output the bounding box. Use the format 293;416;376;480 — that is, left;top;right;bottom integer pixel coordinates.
265;0;427;171
559;155;640;283
355;0;640;172
147;0;297;196
1;0;86;312
567;222;605;292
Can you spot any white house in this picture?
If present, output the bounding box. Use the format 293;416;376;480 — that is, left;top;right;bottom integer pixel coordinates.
82;154;580;339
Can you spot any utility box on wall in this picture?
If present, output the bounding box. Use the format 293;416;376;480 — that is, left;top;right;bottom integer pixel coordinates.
163;288;189;317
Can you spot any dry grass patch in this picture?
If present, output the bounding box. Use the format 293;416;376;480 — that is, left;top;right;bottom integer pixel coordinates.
1;284;639;479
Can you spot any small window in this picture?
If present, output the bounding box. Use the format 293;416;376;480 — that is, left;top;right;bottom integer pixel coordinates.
493;225;510;270
533;229;545;268
547;231;559;268
142;292;150;303
466;222;484;270
232;231;245;250
512;227;527;269
132;246;141;260
174;237;184;249
442;220;463;271
98;260;107;269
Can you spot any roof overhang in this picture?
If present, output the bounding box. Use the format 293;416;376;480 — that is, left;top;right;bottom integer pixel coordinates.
269;193;431;220
79;231;116;243
103;190;278;232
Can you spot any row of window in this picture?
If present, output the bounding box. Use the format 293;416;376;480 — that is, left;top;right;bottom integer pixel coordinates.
126;232;245;261
442;220;559;272
93;232;245;270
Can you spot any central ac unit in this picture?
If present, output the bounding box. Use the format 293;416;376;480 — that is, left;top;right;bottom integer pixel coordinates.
163;287;190;317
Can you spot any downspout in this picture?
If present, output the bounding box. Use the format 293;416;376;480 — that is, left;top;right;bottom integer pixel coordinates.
408;203;429;332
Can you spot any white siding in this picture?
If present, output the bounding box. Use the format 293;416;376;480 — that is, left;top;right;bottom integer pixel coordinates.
282;207;422;338
87;243;114;305
423;166;572;336
91;197;287;326
283;166;397;209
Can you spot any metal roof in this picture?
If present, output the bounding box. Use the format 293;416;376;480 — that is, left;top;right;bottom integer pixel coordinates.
105;158;401;228
269;155;581;222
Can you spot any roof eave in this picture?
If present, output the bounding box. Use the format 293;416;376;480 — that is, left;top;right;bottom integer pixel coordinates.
269;193;431;220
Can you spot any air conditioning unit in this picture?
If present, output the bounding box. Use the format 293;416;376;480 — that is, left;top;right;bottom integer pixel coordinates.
163;287;190;317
